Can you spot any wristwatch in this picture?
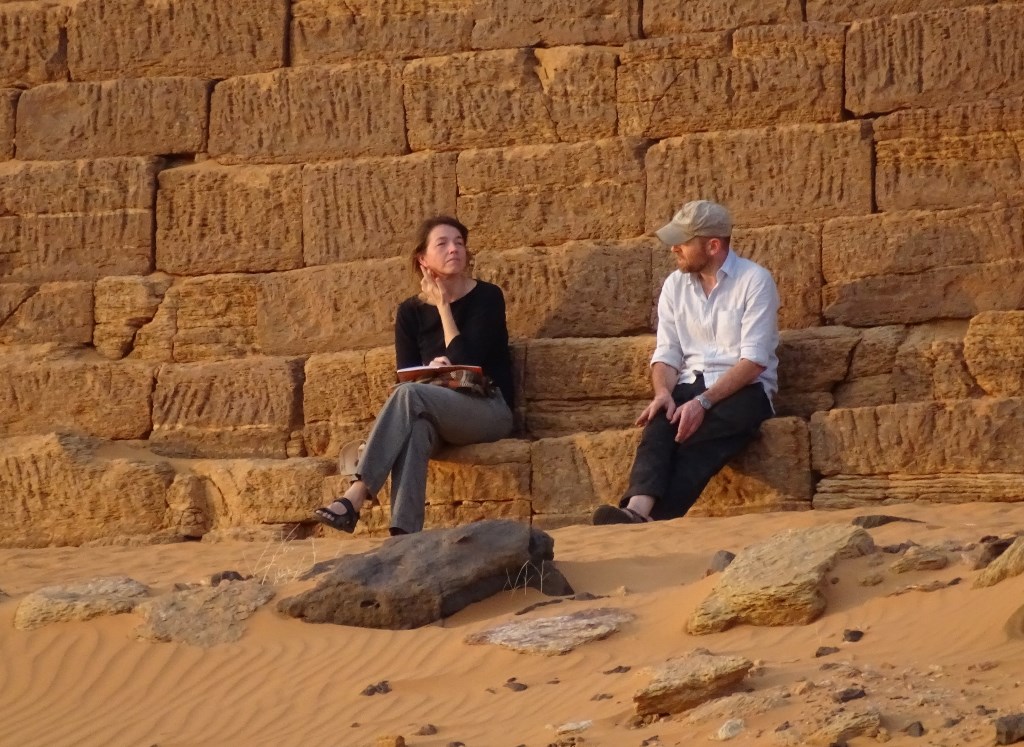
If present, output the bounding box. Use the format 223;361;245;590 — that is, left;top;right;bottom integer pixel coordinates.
695;393;713;410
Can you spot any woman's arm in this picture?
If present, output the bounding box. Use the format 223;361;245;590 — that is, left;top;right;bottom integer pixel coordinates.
394;302;423;368
445;284;507;366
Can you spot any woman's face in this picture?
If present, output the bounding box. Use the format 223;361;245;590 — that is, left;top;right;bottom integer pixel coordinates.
419;224;467;278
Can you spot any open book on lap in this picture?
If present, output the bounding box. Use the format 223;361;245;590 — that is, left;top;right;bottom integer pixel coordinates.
396;364;483;382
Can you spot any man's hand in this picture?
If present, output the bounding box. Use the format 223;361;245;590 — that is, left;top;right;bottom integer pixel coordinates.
636;391;676;426
669;399;705;442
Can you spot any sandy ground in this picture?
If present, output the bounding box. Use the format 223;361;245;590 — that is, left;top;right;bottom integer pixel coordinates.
3;502;1024;747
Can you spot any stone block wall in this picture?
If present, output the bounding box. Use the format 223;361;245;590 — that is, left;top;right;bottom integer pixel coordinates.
2;0;1023;546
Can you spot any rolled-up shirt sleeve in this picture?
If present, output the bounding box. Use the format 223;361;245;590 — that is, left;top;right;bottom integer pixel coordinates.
739;269;779;367
651;279;684;371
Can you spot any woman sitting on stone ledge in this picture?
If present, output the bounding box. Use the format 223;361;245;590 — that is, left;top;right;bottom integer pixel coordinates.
313;215;515;536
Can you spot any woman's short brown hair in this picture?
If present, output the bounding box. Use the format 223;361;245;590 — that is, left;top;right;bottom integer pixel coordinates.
410;215;471;280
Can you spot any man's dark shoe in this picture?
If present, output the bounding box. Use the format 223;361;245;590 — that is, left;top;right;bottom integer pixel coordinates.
592;505;651;525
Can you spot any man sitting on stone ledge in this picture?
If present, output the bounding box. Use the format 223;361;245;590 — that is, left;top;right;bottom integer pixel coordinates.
592;200;780;525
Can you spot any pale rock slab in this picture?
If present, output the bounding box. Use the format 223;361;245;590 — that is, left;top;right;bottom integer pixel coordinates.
634;650;753;716
777;708;882;746
0;158;156;282
619;25;844;138
0;2;68;87
686;524;875;634
0;359;154;439
0;89;15;159
964;311;1024;397
890;546;949;573
68;0;287;79
646;123;873;230
974;536;1024;588
151;357;304;458
0;281;92;344
257;259;414;355
472;0;638;48
291;0;473;64
465;607;634;655
822;206;1024;285
16;78;209;160
278;520;560;629
814;473;1024;509
475;241;652;339
873;98;1024;212
811;398;1024;476
209;64;406;164
131;274;259;362
93;274;173;359
303;152;457;265
157;163;302;275
643;0;801;34
14;576;150;630
0;434;176;548
404;48;616;151
808;0;984;23
135;579;274;647
846;6;1024;115
458;139;647;250
191;457;335;526
824;259;1024;327
777;327;860;394
892;322;978;403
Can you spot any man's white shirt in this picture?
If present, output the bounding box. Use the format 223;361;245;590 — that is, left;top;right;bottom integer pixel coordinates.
650;249;780;402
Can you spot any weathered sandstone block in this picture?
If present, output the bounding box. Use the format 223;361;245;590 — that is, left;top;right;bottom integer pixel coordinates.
404;48;616;151
0;359;154;439
823;206;1024;284
874;99;1024;212
157;164;302;275
131;274;259;362
151;357;304;459
17;78;208;160
619;25;844;138
0;434;175;547
525;337;654;402
811;398;1024;476
777;327;860;394
1;89;15;159
303;152;457;265
808;0;985;23
190;457;335;525
474;240;652;339
634;652;753;716
831;326;907;410
472;0;638;48
892;323;978;404
257;259;409;355
846;6;1024;115
15;576;150;630
823;259;1024;327
773;391;834;420
0;158;156;282
457;139;647;250
833;374;896;410
303;346;396;457
291;0;473;64
0;2;68;87
643;0;801;34
646;123;873;229
0;281;92;344
68;0;286;79
423;440;531;506
522;336;652;437
530;420;810;518
964;311;1024;398
814;473;1024;509
732;223;821;330
208;64;406;164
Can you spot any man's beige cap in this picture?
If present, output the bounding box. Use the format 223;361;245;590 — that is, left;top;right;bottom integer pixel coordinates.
655;200;733;246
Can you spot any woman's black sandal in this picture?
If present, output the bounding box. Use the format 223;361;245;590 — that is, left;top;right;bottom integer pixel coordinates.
313;498;360;533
